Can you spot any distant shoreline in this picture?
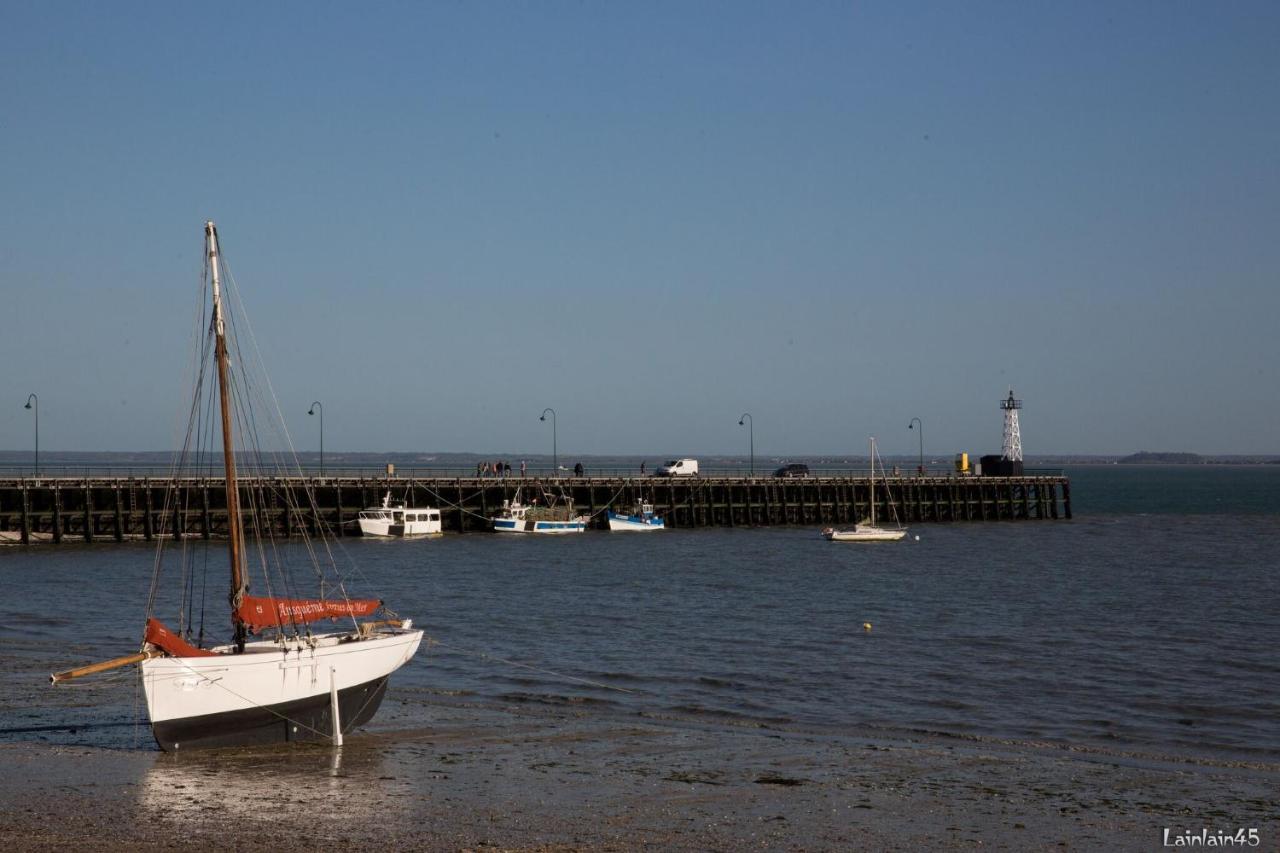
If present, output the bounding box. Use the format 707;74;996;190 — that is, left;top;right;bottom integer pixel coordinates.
0;451;1277;465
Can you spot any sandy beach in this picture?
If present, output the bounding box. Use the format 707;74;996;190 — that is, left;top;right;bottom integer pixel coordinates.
1;698;1275;851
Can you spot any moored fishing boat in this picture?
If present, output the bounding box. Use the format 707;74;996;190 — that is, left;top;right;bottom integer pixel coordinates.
50;221;423;751
492;487;589;534
607;502;665;532
358;491;442;537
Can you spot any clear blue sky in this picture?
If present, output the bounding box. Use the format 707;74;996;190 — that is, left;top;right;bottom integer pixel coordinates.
1;2;1277;456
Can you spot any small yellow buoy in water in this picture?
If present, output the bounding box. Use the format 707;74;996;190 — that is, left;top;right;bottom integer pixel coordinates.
863;622;872;632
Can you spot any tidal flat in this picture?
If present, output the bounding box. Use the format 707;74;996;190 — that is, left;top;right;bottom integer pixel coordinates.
1;700;1275;851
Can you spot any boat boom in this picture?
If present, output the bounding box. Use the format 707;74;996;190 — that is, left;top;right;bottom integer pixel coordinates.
50;650;162;684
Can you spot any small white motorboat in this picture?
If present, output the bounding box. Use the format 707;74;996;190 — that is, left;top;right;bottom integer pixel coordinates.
358;491;442;537
492;488;588;534
607;502;665;532
823;437;907;543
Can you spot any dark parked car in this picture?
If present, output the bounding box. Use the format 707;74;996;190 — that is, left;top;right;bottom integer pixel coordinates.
772;463;810;478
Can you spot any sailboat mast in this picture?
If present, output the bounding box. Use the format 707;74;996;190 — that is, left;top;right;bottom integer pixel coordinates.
869;437;876;526
206;221;247;643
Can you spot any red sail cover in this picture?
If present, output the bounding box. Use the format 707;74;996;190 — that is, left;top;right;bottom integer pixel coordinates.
236;596;382;631
144;618;219;657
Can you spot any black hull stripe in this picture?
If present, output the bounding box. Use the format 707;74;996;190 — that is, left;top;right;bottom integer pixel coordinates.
152;676;389;752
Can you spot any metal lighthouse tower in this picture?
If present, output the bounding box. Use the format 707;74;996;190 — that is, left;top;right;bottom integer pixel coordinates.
1000;389;1023;462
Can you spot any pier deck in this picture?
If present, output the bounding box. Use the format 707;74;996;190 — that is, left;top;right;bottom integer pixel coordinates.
0;475;1070;544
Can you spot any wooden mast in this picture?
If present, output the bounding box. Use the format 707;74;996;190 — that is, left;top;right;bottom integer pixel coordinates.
206;221;248;648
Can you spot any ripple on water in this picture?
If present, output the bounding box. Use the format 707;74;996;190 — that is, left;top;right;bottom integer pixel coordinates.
2;508;1279;761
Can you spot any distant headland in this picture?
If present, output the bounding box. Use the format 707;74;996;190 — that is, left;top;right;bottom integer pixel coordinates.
1116;452;1205;464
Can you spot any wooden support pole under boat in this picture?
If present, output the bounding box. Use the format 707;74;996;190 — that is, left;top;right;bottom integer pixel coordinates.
51;650;161;684
329;666;343;747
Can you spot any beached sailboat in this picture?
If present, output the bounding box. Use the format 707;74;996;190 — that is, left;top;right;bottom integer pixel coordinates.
358;490;442;537
492;487;589;534
50;222;423;751
607;501;665;532
822;437;907;542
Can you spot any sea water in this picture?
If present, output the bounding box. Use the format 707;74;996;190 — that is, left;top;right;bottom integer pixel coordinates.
2;465;1277;763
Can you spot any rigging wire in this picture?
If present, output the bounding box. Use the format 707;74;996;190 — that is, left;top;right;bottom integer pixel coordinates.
220;252;371;630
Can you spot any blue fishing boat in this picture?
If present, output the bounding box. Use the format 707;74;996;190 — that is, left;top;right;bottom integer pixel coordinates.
607;502;665;532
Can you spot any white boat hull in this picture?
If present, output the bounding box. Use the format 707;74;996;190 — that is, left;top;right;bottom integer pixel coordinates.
607;511;665;532
358;517;442;537
492;517;588;534
822;526;907;542
141;628;423;750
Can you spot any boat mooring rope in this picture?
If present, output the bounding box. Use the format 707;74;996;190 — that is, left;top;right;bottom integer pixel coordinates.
413;481;632;523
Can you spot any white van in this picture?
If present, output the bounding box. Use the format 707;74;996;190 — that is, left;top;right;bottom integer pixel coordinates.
656;458;699;477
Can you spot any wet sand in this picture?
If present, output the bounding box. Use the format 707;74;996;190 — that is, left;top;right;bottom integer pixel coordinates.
1;700;1275;851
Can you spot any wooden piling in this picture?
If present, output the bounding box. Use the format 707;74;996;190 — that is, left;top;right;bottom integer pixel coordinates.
113;486;124;542
20;483;31;545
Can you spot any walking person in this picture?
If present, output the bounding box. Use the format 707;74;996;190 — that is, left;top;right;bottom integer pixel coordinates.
520;459;527;478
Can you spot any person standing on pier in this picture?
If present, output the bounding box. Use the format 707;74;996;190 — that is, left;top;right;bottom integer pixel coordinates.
520;460;527;478
640;461;646;476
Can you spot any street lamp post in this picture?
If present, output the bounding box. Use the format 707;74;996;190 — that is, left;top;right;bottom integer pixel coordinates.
24;394;38;476
540;408;557;476
738;413;753;477
308;401;324;476
908;417;923;475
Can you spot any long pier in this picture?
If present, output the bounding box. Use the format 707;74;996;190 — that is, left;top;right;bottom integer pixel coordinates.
0;475;1071;544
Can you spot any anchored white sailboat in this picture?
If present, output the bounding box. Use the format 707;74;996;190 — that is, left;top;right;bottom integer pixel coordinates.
51;222;423;751
823;437;907;542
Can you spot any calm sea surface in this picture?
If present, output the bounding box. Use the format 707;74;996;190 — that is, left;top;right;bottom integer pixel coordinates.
2;465;1277;763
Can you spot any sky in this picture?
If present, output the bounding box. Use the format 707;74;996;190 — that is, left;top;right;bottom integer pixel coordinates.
1;2;1277;457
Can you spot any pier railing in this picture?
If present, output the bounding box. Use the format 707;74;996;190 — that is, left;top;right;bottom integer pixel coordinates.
0;464;1067;480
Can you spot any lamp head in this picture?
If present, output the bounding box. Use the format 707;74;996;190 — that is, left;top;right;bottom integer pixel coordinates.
738;418;745;426
540;415;546;422
25;402;32;410
908;423;913;429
